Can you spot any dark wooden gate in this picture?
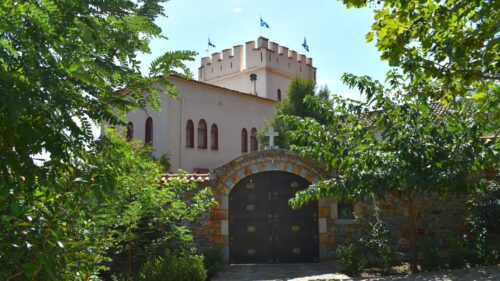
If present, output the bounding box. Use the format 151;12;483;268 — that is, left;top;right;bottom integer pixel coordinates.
229;171;318;263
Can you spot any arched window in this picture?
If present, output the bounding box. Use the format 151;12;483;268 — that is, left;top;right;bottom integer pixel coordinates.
250;127;258;152
211;124;218;150
126;122;133;141
241;128;248;153
145;117;153;144
197;119;207;148
186;119;194;148
277;89;282;101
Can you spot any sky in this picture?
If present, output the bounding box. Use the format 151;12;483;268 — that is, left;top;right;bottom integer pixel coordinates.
139;0;391;101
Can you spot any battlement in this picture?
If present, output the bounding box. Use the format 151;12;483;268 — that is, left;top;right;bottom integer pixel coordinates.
199;37;315;82
198;37;317;101
198;45;244;81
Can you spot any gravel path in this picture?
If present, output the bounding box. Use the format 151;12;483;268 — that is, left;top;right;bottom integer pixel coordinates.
212;263;500;281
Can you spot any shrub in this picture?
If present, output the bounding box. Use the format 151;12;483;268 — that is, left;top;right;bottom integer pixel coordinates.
113;249;207;281
447;238;467;269
360;196;398;271
203;247;223;280
378;243;398;270
336;242;365;276
465;180;500;266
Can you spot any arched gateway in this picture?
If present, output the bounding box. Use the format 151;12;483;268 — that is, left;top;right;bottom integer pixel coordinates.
209;149;328;263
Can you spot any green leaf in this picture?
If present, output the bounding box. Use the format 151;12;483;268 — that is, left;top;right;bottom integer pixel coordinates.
366;32;374;43
472;92;486;100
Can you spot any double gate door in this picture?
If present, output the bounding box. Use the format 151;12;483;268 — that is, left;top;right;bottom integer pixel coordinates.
229;171;319;263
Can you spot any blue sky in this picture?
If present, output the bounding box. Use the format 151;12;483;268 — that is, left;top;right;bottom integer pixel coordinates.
140;0;390;101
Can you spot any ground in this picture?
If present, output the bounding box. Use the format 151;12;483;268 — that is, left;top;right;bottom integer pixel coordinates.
212;263;500;281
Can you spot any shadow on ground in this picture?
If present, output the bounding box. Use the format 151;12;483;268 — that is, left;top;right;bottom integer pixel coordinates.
212;263;500;281
212;261;348;281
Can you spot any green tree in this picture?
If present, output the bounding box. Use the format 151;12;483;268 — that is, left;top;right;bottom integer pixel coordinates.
0;1;201;279
269;77;332;148
285;72;497;272
1;129;215;280
341;0;499;102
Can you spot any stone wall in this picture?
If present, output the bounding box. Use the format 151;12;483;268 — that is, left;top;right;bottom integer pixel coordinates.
190;149;467;262
319;193;466;259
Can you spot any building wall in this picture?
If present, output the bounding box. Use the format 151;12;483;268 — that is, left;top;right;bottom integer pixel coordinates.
124;76;276;172
198;37;316;101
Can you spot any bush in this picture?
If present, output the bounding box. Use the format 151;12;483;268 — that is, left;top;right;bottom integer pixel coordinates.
447;238;467;269
113;249;207;281
465;180;500;266
360;196;398;271
336;242;365;276
378;243;398;270
203;247;223;280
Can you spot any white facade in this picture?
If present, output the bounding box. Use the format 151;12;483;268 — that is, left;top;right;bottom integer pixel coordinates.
122;37;316;172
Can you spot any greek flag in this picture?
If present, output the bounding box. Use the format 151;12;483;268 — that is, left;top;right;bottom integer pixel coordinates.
260;17;270;29
302;37;309;52
208;38;216;48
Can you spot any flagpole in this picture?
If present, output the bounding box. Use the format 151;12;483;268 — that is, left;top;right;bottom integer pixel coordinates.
260;15;262;37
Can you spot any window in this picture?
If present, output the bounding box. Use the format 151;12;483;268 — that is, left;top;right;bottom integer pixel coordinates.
260;52;263;62
230;62;233;68
197;119;207;148
145;117;153;144
337;202;354;219
211;124;218;150
241;128;248;153
250;127;258;152
126;122;133;141
186;119;194;148
277;89;281;101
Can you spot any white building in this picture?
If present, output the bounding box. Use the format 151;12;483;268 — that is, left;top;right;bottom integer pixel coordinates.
122;37;316;172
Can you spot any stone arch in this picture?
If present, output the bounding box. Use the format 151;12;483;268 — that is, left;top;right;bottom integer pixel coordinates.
211;149;328;195
206;150;332;262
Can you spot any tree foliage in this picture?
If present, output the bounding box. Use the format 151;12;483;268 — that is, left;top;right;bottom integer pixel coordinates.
0;0;195;182
0;1;205;279
1;130;215;280
283;72;497;271
341;0;499;101
269;77;332;149
288;73;496;204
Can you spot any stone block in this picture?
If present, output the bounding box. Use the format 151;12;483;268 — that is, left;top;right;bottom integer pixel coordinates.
319;207;330;218
293;165;301;175
244;166;252;176
231;174;239;184
211;209;228;220
319;218;327;233
258;163;265;172
220;195;229;209
279;162;287;171
214;235;229;245
330;203;338;219
222;245;229;261
220;220;228;235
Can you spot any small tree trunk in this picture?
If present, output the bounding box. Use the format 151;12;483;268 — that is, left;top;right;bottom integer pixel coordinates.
128;240;132;278
407;193;418;273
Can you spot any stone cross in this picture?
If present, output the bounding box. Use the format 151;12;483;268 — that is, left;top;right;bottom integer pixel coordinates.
265;126;279;150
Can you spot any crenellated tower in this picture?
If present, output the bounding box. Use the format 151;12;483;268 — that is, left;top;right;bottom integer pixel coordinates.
198;37;316;101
